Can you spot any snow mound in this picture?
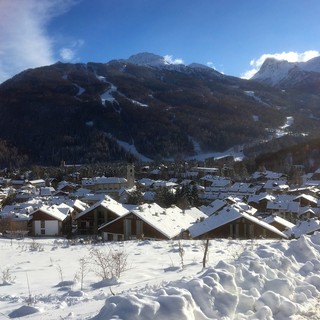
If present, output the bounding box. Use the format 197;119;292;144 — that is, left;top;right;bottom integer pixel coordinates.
93;237;320;319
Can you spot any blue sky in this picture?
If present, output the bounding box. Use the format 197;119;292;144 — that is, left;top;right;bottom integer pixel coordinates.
0;0;319;83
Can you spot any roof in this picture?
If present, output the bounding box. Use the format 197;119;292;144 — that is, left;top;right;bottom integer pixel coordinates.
99;203;207;239
263;215;295;229
30;204;72;221
284;218;320;238
199;199;226;216
82;176;127;186
75;195;133;220
293;194;318;204
189;204;288;239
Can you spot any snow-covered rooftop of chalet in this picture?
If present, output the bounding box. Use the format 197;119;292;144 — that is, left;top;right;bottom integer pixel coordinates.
284;218;320;238
298;206;319;216
199;199;226;216
100;203;207;239
228;182;258;193
30;204;72;221
303;180;320;187
252;170;286;180
266;200;300;213
263;215;295;229
247;193;275;203
75;196;134;220
69;188;92;198
137;178;156;187
263;180;289;190
293;193;318;204
29;179;46;185
189;204;288;239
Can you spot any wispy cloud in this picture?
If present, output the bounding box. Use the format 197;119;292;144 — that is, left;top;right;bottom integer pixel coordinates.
164;55;184;65
0;0;78;83
242;50;320;79
59;40;84;62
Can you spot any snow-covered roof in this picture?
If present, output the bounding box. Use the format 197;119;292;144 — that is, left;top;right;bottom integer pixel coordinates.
189;204;287;239
130;204;207;239
284;218;320;238
75;196;133;220
30;204;72;221
263;180;289;190
266;200;300;213
99;203;207;239
199;199;226;216
82;176;127;186
293;194;318;204
263;215;295;229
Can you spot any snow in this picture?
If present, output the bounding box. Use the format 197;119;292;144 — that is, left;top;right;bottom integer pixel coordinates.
73;83;85;96
100;84;118;106
116;139;153;162
252;56;320;86
2;235;320;319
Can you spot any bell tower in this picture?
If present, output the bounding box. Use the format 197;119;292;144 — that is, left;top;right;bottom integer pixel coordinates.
127;163;135;188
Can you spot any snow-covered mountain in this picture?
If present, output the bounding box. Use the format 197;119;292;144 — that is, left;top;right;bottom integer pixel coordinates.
252;56;320;88
127;52;169;67
1;51;320;166
126;52;222;76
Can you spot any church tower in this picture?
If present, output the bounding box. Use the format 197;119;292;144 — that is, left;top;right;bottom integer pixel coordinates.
127;163;135;188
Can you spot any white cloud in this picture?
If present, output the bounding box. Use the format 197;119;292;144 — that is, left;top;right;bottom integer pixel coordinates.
0;0;78;83
59;40;84;61
60;48;75;61
163;55;184;65
241;50;320;79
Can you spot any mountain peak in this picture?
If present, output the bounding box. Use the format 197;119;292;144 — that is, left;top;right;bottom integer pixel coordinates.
252;56;320;87
127;52;167;67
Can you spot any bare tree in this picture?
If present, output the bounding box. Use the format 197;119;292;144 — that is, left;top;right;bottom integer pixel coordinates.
178;240;185;268
202;239;210;269
89;246;128;281
74;256;90;290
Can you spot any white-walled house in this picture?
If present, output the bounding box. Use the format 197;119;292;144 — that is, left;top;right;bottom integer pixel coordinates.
29;204;72;236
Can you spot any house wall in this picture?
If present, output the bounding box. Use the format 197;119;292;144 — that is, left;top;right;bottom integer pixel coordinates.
76;207;122;235
101;213;169;240
34;220;59;236
194;218;283;239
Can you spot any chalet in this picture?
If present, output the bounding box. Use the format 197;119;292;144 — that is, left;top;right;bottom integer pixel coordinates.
98;203;207;241
189;203;287;240
29;204;72;236
293;194;318;207
0;212;30;237
251;170;287;182
29;179;46;188
266;199;300;222
247;193;275;212
200;175;231;188
298;207;319;220
262;215;295;232
228;182;260;197
284;218;320;238
75;196;135;235
262;180;289;194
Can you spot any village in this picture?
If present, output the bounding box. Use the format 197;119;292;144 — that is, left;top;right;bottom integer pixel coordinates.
0;159;320;242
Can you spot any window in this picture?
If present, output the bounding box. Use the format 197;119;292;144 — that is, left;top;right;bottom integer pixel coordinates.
41;229;45;235
40;220;45;229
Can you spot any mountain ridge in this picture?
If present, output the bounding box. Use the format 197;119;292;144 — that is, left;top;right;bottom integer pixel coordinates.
0;53;320;166
252;56;320;89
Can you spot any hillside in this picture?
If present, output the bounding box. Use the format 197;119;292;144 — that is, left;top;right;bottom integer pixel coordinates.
0;53;320;166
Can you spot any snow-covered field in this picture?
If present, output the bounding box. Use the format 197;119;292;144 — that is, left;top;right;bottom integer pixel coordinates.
1;236;320;319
